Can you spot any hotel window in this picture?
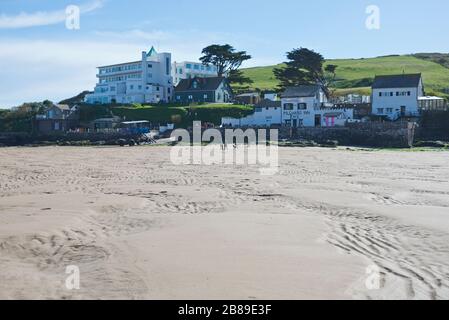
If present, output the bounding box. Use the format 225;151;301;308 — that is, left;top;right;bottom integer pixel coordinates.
179;68;183;74
283;103;294;110
194;65;200;70
166;58;170;75
186;64;192;69
148;64;152;68
298;103;307;110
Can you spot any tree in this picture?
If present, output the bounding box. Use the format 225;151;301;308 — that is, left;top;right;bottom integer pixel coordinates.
200;44;252;84
227;70;253;86
274;48;328;91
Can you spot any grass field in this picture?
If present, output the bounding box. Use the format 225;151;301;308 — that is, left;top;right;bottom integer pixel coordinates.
240;55;449;98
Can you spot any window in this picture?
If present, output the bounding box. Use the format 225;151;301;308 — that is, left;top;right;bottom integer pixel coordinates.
386;108;393;113
156;86;160;91
186;64;192;69
377;108;384;114
408;91;411;96
379;92;382;97
188;95;193;100
110;86;116;91
138;85;142;90
203;94;208;99
176;96;181;100
148;64;153;68
298;103;307;110
179;68;183;75
166;58;170;75
168;88;171;94
130;85;134;90
194;64;200;70
283;103;294;110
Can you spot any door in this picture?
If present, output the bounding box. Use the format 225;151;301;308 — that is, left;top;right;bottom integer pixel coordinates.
293;119;298;128
315;115;321;127
401;106;406;116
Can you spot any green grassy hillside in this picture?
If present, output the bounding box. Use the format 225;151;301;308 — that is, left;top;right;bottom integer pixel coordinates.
240;55;449;98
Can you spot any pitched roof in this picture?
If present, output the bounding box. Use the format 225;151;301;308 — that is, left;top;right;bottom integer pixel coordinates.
281;85;322;98
147;46;158;57
237;92;260;97
175;77;227;92
255;99;282;108
372;73;422;89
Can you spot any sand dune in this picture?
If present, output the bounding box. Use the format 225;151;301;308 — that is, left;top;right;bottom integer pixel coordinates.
0;146;448;300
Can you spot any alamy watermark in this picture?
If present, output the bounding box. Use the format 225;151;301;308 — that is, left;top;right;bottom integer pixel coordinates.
365;264;382;290
66;5;81;30
65;265;80;290
366;5;381;30
170;122;279;176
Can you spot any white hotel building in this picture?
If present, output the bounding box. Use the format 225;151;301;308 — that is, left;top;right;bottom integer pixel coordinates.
172;61;218;86
85;47;173;104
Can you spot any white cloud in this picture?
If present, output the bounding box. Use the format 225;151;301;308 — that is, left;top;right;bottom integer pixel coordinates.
94;29;171;42
0;0;105;29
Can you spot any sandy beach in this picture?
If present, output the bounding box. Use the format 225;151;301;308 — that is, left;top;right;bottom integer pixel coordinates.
0;146;449;300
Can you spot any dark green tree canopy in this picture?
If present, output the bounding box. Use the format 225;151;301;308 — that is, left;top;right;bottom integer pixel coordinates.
200;44;252;83
274;48;334;92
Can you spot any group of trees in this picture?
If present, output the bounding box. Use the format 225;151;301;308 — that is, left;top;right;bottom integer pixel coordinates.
199;44;336;93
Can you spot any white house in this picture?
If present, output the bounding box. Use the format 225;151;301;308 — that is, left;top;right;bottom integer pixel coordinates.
222;85;353;128
172;61;218;86
85;47;173;104
371;73;424;119
280;85;353;127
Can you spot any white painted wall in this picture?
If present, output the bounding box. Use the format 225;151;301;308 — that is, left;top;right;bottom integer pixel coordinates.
372;80;423;118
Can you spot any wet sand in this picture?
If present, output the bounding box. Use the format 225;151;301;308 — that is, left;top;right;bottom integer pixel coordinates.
0;146;448;300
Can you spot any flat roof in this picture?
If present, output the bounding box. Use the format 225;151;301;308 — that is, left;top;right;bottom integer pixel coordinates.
98;61;142;68
418;96;445;100
121;121;150;125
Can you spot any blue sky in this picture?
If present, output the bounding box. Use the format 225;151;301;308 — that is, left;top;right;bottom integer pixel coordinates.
1;0;449;107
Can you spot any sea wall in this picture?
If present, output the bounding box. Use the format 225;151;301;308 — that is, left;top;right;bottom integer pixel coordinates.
290;122;417;148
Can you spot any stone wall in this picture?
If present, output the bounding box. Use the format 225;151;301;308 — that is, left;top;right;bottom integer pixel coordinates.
288;122;416;148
